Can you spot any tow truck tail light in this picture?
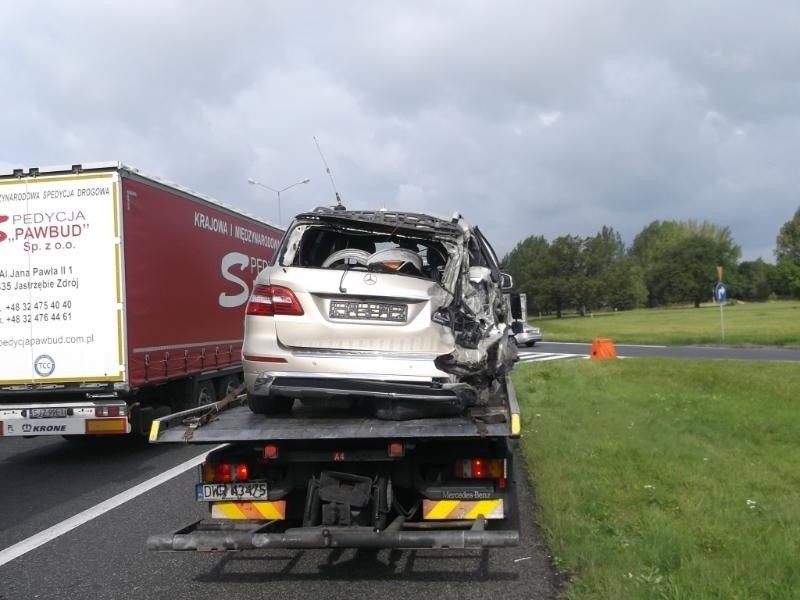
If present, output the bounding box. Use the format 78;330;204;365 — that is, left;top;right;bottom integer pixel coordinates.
246;285;304;316
454;458;506;480
94;406;124;417
263;444;279;459
202;463;251;483
388;441;404;457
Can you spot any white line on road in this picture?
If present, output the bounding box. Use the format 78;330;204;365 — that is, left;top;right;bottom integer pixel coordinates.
535;353;586;361
0;444;226;568
517;352;586;362
608;344;667;349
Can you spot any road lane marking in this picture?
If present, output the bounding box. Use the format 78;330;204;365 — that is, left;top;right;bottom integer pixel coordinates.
533;353;587;361
0;444;226;567
610;344;667;349
517;352;586;362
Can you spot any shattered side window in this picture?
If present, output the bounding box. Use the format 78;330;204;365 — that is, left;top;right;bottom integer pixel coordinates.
469;228;501;283
279;225;308;266
468;236;490;269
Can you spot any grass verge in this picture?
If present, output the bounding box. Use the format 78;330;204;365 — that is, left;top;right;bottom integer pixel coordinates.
513;359;800;599
533;300;800;347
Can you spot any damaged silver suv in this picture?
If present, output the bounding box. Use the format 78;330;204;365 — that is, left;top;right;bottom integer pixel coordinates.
242;206;517;419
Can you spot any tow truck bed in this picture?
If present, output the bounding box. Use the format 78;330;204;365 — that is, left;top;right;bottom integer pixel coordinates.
149;381;521;443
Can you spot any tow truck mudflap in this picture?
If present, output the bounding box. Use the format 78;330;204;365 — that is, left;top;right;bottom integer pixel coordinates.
146;516;519;551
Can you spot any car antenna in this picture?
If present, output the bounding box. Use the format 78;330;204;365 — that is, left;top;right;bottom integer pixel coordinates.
314;136;345;211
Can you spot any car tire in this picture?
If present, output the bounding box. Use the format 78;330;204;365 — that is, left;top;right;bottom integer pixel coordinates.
215;375;242;400
509;336;518;346
527;341;536;347
247;393;293;415
194;381;217;407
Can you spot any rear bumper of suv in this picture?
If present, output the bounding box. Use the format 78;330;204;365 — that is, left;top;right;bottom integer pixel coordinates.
243;347;449;379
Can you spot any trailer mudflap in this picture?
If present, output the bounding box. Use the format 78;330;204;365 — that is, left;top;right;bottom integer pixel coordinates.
146;515;519;551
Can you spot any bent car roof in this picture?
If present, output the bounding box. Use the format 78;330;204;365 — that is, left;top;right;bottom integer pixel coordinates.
293;206;467;238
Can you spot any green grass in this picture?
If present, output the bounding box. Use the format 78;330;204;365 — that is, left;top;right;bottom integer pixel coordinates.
532;301;800;347
513;359;800;599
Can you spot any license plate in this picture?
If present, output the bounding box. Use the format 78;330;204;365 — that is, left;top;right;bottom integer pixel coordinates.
196;482;268;502
329;301;408;322
28;407;68;418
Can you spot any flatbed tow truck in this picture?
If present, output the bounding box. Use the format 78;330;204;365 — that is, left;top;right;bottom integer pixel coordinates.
146;376;521;552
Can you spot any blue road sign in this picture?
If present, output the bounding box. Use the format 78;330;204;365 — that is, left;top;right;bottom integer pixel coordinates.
715;282;728;305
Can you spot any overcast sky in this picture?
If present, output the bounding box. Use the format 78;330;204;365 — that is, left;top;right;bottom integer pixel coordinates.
2;1;798;262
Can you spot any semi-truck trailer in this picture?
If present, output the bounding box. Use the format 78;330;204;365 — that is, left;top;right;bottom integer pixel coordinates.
0;162;282;438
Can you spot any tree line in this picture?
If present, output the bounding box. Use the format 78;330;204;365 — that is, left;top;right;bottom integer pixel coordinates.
502;207;800;317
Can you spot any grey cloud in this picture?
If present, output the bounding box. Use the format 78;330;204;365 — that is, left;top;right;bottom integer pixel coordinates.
2;0;798;261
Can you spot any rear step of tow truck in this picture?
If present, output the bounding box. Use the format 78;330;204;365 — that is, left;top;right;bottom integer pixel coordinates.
147;515;518;551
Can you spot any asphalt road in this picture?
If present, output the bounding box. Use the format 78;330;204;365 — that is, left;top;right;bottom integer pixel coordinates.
0;434;560;600
3;343;796;599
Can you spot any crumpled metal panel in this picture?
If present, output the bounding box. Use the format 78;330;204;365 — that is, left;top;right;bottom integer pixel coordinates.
427;228;517;407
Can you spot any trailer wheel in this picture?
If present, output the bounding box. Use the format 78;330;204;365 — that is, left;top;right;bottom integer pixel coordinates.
247;393;293;415
215;375;241;400
194;381;217;407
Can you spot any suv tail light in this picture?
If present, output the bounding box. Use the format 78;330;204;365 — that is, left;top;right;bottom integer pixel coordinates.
246;284;304;316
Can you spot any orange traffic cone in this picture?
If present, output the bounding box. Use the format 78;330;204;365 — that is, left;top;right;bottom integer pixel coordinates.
590;338;617;360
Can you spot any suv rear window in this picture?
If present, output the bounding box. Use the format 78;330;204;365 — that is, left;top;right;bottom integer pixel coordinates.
281;224;449;282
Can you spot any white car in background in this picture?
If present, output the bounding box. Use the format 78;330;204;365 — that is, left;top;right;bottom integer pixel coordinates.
242;206;517;419
509;323;542;347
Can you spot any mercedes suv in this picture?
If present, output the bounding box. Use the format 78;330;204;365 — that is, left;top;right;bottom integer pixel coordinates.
242;206;516;419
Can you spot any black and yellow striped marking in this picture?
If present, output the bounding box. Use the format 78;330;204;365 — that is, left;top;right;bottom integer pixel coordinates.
422;499;504;520
211;501;287;520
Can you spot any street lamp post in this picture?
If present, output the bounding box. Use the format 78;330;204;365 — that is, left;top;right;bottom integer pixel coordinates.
247;177;311;226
